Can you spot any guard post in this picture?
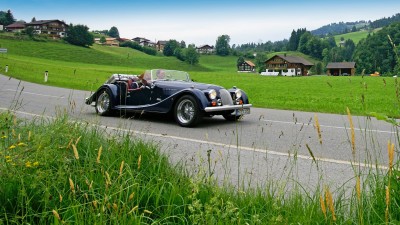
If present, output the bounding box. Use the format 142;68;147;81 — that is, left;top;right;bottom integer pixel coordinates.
44;71;48;82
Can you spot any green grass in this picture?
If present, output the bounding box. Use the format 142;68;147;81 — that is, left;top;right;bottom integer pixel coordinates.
1;35;400;118
333;28;381;44
1;111;399;224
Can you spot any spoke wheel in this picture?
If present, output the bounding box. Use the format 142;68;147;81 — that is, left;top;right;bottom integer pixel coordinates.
96;90;113;116
174;95;202;127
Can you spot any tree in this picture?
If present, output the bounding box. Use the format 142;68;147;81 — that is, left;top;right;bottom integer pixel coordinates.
100;36;106;44
31;17;36;22
25;26;35;38
163;40;179;56
237;56;245;68
180;40;186;48
255;53;267;73
0;10;15;26
108;26;120;38
184;46;200;65
65;24;94;47
215;34;231;56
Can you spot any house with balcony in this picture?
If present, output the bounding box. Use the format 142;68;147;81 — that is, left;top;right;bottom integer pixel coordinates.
196;44;214;54
25;20;68;38
262;54;314;76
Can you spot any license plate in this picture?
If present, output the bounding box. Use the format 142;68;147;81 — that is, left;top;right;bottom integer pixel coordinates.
235;108;250;115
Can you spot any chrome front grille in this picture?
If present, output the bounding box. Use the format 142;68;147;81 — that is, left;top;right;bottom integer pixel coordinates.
219;89;233;106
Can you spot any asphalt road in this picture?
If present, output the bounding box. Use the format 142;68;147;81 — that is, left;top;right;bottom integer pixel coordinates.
1;74;397;192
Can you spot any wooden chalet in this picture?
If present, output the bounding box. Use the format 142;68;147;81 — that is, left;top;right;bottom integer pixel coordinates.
238;60;255;72
326;62;356;76
196;44;214;54
263;54;314;76
26;20;68;38
156;40;167;52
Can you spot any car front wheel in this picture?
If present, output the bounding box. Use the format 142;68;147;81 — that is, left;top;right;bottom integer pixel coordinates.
95;89;113;116
174;95;202;127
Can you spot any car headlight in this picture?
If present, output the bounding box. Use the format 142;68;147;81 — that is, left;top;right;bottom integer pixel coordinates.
235;89;242;99
208;89;217;100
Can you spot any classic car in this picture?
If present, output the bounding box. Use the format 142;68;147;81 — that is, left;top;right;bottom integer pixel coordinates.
85;69;252;127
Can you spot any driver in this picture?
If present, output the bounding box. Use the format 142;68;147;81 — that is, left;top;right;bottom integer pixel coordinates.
156;69;165;80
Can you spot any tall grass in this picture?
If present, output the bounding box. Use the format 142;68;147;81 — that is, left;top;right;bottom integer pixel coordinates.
1;108;399;224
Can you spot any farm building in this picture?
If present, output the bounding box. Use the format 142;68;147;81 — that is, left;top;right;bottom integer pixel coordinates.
326;62;356;76
237;60;255;72
262;54;314;76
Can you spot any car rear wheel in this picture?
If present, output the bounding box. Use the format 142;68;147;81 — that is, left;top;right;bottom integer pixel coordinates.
96;89;113;116
174;95;202;127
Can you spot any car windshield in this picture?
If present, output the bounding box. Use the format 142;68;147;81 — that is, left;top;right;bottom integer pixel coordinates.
143;69;190;82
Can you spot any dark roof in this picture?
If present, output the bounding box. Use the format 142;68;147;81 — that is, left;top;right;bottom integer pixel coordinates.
265;54;314;66
197;44;213;49
276;54;314;66
27;20;68;26
5;22;26;28
157;40;168;45
326;62;356;69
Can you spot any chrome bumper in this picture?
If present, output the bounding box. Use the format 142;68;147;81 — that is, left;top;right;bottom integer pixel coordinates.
204;104;252;112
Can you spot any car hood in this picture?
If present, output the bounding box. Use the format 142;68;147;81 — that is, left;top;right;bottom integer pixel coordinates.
155;80;223;91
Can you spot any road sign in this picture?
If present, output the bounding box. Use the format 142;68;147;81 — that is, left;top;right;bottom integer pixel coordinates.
0;48;7;53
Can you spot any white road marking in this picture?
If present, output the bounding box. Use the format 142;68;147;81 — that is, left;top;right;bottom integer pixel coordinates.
0;107;388;170
263;119;395;134
3;89;65;99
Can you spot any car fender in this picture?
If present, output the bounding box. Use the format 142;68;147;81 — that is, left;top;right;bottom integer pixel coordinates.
170;88;210;110
227;88;250;104
91;84;120;105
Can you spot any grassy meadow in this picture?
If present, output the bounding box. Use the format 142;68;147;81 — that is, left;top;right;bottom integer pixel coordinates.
1;111;399;224
0;36;399;118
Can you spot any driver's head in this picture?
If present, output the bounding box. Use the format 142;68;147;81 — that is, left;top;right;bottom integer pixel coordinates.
157;70;165;79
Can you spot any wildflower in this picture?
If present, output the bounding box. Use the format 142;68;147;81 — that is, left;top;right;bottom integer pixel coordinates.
119;160;124;176
320;195;327;219
52;209;61;221
356;176;361;201
96;146;102;163
138;155;142;170
128;205;138;214
72;144;79;160
1;135;6;139
314;114;322;144
347;107;355;158
17;142;27;147
25;161;32;168
33;161;39;167
144;209;152;214
5;156;11;160
69;177;75;194
8;145;16;149
105;171;112;186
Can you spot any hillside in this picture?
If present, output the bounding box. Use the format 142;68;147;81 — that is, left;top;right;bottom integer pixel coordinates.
333;29;375;45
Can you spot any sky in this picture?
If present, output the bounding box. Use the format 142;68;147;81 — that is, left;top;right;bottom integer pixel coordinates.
2;0;400;46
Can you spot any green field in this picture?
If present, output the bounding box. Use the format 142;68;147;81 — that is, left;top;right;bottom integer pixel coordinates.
334;28;380;44
1;35;399;118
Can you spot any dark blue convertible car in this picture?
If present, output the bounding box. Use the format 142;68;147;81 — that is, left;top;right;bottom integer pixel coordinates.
85;69;252;127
